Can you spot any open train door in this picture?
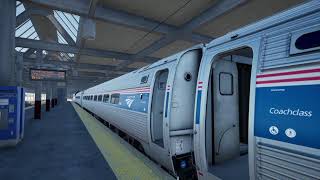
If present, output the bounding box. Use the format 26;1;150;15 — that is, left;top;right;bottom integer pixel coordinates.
194;13;320;179
193;45;255;180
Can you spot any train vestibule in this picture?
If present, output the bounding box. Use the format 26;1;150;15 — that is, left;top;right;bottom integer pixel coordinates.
204;47;253;179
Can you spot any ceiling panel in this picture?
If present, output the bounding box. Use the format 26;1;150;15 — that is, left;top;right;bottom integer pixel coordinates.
84;21;162;53
194;0;306;37
127;61;149;69
150;40;196;58
79;55;126;65
101;0;218;26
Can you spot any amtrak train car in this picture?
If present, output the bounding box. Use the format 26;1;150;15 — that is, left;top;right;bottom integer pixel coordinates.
75;46;204;178
74;1;320;179
193;1;320;179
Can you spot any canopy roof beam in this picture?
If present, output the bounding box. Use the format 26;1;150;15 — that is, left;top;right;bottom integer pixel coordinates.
21;0;211;43
134;0;248;58
16;37;157;62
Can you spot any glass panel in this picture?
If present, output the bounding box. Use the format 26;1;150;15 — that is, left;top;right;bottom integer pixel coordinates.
295;30;320;50
219;72;233;95
98;95;102;101
15;18;40;53
103;94;109;103
16;1;25;16
140;75;149;84
111;94;120;104
53;10;80;42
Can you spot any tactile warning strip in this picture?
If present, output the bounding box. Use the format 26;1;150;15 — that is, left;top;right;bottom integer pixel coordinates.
71;103;174;180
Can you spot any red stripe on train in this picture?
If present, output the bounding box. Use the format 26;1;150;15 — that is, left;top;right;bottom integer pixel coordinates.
257;68;320;78
256;76;320;84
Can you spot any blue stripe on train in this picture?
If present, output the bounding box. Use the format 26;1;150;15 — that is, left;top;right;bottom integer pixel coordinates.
116;93;149;113
195;90;202;124
165;92;169;117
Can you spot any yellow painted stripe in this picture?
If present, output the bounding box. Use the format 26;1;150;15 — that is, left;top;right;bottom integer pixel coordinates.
71;103;174;180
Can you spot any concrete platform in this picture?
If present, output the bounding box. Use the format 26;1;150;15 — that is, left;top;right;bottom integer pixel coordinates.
0;102;116;180
71;102;175;180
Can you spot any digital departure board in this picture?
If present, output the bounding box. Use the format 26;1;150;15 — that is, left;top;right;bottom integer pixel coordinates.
30;69;66;81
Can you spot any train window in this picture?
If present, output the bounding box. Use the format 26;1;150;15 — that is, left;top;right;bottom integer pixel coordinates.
290;27;320;55
94;95;97;101
295;30;320;50
159;82;166;90
111;94;120;104
219;72;233;95
90;95;93;100
98;95;103;101
103;94;109;103
140;75;149;84
184;72;192;81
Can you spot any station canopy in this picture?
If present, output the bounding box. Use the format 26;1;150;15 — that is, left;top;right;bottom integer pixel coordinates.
15;0;306;92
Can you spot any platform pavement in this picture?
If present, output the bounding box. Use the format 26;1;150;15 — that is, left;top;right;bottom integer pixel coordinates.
0;102;116;180
72;102;175;180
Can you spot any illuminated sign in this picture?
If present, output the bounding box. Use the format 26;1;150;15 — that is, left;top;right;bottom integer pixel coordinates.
30;69;66;81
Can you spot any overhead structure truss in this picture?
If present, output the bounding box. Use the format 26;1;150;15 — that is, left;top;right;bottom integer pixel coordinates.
16;0;248;84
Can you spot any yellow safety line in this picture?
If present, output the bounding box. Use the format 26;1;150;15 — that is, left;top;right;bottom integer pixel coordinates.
71;102;175;180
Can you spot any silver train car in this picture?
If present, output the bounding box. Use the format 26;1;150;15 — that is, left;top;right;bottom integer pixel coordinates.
75;1;320;179
194;1;320;179
74;46;203;177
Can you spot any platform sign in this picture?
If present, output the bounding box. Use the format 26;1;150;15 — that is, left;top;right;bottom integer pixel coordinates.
254;84;320;149
30;69;66;81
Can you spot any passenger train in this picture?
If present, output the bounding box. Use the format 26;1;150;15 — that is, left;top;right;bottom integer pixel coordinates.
75;1;320;179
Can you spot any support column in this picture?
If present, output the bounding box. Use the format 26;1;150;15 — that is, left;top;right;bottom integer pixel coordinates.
16;53;24;87
0;0;15;86
45;85;51;112
51;92;55;108
34;50;42;119
52;86;57;106
34;84;42;119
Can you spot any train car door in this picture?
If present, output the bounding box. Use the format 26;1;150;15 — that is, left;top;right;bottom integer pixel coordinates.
194;46;255;180
211;59;240;164
151;69;168;147
149;69;171;167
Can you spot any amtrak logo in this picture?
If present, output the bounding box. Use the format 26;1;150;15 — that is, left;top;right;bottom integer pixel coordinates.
125;98;135;108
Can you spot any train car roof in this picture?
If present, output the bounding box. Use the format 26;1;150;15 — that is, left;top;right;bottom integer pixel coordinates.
206;0;320;50
82;44;204;94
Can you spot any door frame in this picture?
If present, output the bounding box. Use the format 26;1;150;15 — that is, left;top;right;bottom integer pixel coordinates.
147;67;173;168
150;68;169;147
193;39;261;179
